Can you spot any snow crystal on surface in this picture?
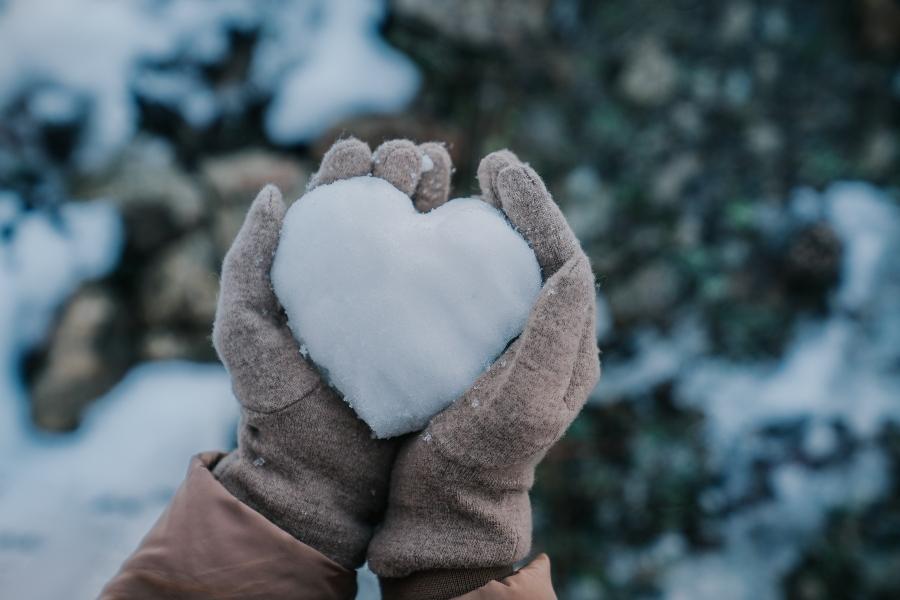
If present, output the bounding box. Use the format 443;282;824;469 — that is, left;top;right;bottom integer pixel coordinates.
0;0;418;167
272;176;542;438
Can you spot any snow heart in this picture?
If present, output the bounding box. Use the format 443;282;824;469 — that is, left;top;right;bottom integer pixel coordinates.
272;176;542;438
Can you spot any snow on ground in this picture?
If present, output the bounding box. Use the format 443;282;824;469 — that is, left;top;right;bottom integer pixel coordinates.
0;198;238;598
0;363;237;599
662;183;900;599
593;182;900;599
5;174;894;598
662;449;888;600
0;0;419;167
0;194;122;448
681;183;900;452
0;197;383;598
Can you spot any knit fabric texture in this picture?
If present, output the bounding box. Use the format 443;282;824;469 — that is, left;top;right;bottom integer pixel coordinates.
212;138;455;569
367;150;601;591
379;565;516;600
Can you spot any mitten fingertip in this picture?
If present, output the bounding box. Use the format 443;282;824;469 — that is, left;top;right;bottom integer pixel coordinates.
252;184;286;219
310;137;373;189
477;149;519;208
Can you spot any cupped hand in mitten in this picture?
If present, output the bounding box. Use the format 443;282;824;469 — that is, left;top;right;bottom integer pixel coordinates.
367;150;600;581
426;150;600;468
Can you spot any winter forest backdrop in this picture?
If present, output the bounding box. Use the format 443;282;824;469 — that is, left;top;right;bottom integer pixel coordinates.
1;1;900;598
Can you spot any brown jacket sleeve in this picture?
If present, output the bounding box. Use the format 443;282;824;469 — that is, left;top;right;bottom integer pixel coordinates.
99;453;556;600
99;452;357;600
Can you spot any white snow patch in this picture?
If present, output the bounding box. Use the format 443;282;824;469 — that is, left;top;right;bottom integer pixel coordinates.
0;197;381;598
587;182;900;598
272;176;542;438
0;0;213;167
0;0;418;167
131;70;220;129
591;317;706;403
26;85;83;125
0;363;237;600
261;0;419;144
0;191;21;224
663;449;888;600
661;182;900;599
677;183;900;459
825;182;898;313
0;199;240;599
0;198;122;448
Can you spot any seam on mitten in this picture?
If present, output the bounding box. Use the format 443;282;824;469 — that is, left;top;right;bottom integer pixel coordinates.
240;379;325;415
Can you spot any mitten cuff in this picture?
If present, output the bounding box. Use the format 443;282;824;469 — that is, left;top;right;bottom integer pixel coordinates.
379;565;514;600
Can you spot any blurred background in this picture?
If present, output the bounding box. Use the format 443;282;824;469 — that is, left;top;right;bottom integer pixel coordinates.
1;0;899;598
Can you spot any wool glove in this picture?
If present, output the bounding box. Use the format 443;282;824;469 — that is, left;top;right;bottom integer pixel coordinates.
367;150;601;599
212;137;453;569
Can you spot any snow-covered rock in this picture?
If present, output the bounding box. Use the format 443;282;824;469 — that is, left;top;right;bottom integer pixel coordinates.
272;176;542;438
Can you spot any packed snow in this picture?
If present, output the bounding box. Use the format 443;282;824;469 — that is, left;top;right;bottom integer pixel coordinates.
272;176;542;438
0;0;419;167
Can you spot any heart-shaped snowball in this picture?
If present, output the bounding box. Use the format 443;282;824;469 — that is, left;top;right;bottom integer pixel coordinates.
271;176;542;438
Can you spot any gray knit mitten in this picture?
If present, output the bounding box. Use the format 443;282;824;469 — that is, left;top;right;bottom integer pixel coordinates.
212;137;453;569
367;150;601;599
